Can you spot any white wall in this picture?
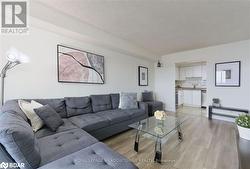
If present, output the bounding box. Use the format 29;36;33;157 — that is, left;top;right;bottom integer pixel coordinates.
0;18;154;102
155;40;250;112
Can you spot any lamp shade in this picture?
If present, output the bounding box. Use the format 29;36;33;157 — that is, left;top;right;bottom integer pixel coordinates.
6;47;30;63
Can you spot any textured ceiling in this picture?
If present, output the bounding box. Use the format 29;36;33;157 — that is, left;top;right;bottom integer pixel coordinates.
36;0;250;56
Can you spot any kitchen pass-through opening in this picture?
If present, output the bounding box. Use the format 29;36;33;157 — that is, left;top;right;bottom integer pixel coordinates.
175;61;207;116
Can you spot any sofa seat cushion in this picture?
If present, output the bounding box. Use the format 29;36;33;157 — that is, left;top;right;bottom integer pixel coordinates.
65;97;92;117
68;114;109;132
123;109;145;118
96;109;131;125
35;119;78;139
38;142;138;169
90;95;112;112
38;128;98;165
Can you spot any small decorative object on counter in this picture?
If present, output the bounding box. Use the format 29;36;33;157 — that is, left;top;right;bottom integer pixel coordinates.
236;114;250;140
212;98;221;107
154;110;167;120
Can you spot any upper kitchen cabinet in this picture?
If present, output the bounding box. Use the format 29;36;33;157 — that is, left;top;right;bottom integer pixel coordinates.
192;65;202;77
176;63;206;80
178;65;202;79
202;65;207;80
179;67;186;80
185;66;193;78
175;66;180;80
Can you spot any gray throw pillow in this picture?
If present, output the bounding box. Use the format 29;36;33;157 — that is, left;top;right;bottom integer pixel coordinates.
142;91;154;102
119;92;138;109
34;105;64;131
110;93;120;109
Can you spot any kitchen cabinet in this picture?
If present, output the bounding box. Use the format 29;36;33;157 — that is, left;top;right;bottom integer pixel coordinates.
192;90;201;106
185;67;193;78
192;65;202;77
179;65;203;79
178;90;184;105
179;67;186;80
175;67;180;80
183;90;201;107
183;90;193;106
202;65;207;80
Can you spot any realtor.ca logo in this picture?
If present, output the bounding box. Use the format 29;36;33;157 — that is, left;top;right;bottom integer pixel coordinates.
0;162;25;169
1;0;29;34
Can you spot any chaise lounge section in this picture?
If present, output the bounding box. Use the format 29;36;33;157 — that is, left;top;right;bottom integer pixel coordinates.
0;93;148;169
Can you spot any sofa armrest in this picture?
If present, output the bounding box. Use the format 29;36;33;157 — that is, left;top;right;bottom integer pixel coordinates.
138;101;148;116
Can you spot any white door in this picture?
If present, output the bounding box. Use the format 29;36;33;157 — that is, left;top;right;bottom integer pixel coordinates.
192;90;201;107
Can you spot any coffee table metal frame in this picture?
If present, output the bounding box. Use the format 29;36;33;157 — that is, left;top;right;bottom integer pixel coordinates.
131;116;185;163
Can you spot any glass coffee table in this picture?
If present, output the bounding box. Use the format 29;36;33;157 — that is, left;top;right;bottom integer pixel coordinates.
129;115;188;163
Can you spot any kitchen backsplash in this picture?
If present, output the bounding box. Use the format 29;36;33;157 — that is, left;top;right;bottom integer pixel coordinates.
176;78;206;88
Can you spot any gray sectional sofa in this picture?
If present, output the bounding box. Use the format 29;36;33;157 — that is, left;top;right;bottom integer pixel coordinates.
0;94;148;169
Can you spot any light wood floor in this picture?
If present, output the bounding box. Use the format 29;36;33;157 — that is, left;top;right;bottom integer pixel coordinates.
104;107;239;169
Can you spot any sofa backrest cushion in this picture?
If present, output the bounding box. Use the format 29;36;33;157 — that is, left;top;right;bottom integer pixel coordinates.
65;97;92;117
110;93;120;109
90;95;112;112
0;100;28;122
0;111;41;169
34;99;67;118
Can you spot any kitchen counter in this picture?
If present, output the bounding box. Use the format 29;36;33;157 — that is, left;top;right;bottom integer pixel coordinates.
176;87;207;91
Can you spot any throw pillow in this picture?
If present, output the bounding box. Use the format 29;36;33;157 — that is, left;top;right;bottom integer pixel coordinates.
34;105;64;132
110;93;120;109
119;92;138;109
142;91;154;102
18;100;44;132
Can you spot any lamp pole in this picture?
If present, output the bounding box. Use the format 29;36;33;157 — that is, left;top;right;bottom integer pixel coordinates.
0;48;29;106
1;73;5;106
0;61;20;106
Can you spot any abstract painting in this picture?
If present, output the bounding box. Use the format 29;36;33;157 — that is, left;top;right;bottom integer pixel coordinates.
57;45;104;84
138;66;148;86
215;61;240;87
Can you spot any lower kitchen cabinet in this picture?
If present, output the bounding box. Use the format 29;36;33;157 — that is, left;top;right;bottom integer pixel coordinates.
192;90;201;106
183;90;201;107
183;90;193;106
178;90;184;106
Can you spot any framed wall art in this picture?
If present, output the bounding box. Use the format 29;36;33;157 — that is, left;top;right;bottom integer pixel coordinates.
215;61;241;87
138;66;148;86
57;45;105;84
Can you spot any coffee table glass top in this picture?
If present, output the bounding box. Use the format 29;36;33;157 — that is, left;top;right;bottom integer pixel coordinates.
129;115;188;138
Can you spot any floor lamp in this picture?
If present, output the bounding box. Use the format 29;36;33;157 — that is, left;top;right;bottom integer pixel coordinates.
0;48;29;106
